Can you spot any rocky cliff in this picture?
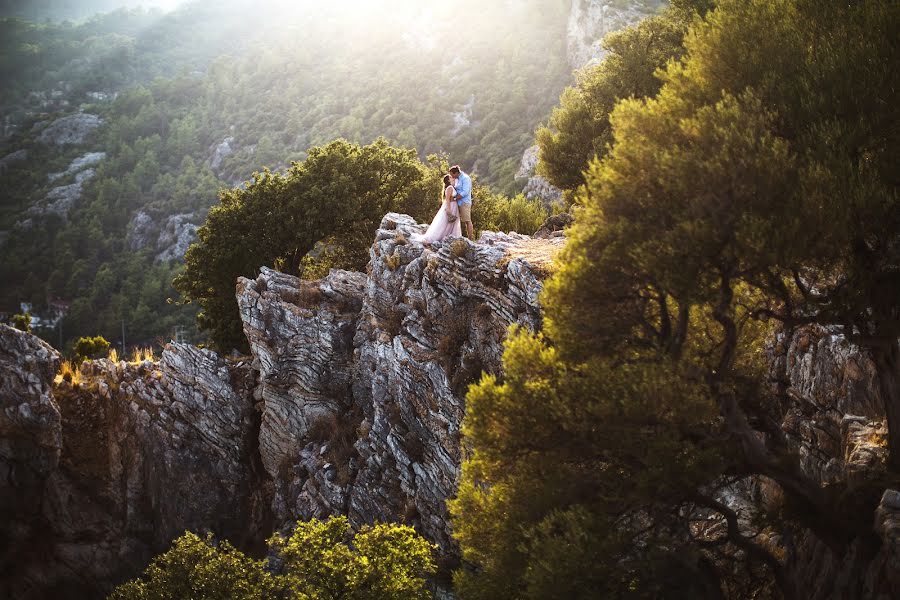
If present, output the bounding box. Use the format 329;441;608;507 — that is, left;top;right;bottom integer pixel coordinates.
0;214;560;598
765;326;899;598
2;213;898;598
565;0;666;68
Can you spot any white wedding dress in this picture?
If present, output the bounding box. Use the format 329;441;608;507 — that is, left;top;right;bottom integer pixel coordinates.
412;185;462;243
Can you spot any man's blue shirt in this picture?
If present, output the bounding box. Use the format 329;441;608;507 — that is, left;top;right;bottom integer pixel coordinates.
455;172;472;206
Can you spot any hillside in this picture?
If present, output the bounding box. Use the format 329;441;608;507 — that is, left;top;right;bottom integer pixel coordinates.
0;0;614;351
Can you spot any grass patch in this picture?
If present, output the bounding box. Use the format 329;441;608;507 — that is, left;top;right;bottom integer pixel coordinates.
56;359;83;385
130;346;156;363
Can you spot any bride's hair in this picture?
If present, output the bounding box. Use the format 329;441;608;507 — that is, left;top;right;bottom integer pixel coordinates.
443;174;452;188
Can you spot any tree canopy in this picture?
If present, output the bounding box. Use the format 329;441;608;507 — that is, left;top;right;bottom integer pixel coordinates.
110;517;436;600
452;0;899;597
173;138;439;351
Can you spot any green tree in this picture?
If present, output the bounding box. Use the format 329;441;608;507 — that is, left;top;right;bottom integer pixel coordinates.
535;0;719;195
10;313;31;333
453;0;899;597
110;518;435;600
108;532;279;600
73;335;111;363
535;4;696;192
272;517;436;600
173;139;438;351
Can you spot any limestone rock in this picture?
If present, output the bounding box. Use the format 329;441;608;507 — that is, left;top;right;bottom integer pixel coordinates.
127;210;156;251
516;145;563;208
0;336;266;599
210;136;235;172
566;0;664;68
22;168;98;225
37;113;102;146
236;213;558;553
0;324;62;484
155;213;198;263
48;151;105;182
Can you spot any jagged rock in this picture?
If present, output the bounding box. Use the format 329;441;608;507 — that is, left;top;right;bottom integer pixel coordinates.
48;151;105;182
237;213;560;553
566;0;664;68
237;267;367;479
209;136;235;172
20;168;98;227
127;210;156;251
516;144;564;208
37;113;102;146
0;334;266;599
764;325;898;598
155;213;198;263
0;324;62;484
6;208;898;598
0;149;28;172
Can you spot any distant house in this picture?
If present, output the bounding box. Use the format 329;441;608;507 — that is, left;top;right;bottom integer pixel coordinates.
44;298;71;328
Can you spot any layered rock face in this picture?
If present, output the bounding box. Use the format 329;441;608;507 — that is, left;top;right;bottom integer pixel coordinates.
0;337;266;599
767;326;899;598
3;212;897;598
0;214;559;598
238;214;558;554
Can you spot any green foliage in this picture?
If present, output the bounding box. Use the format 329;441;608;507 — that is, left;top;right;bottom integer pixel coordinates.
10;313;31;332
451;332;724;599
110;517;436;600
1;1;573;351
173;139;438;351
108;531;279;600
73;335;110;363
272;517;436;600
454;0;899;596
535;7;692;192
472;187;549;237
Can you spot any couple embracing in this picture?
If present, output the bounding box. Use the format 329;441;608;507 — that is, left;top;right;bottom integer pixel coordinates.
412;165;473;244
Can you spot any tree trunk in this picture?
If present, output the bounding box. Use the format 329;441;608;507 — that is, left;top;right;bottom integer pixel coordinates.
873;339;900;472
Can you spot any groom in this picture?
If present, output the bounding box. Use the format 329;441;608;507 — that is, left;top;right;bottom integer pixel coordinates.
450;165;474;239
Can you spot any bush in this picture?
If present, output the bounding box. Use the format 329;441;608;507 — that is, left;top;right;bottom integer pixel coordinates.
10;313;31;333
110;517;436;600
73;335;111;363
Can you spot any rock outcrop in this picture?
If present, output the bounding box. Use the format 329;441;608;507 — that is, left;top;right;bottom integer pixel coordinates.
154;214;199;263
764;325;898;598
37;113;102;146
48;151;105;182
237;214;558;554
566;0;664;68
2;211;897;598
0;214;560;598
516;144;563;208
126;211;199;261
0;334;267;599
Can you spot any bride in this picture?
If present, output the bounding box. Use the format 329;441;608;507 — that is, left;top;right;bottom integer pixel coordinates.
412;174;462;244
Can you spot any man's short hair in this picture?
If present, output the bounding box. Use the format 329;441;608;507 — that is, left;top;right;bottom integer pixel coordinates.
449;165;461;174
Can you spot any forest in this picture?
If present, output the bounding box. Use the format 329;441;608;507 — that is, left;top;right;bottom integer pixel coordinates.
0;0;572;352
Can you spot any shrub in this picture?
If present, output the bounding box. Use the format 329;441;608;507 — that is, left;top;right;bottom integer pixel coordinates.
10;313;31;333
73;335;111;364
111;517;436;600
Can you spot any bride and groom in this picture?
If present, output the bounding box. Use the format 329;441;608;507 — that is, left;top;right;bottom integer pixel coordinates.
412;165;474;244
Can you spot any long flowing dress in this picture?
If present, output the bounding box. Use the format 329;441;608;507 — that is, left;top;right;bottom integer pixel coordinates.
412;185;462;243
